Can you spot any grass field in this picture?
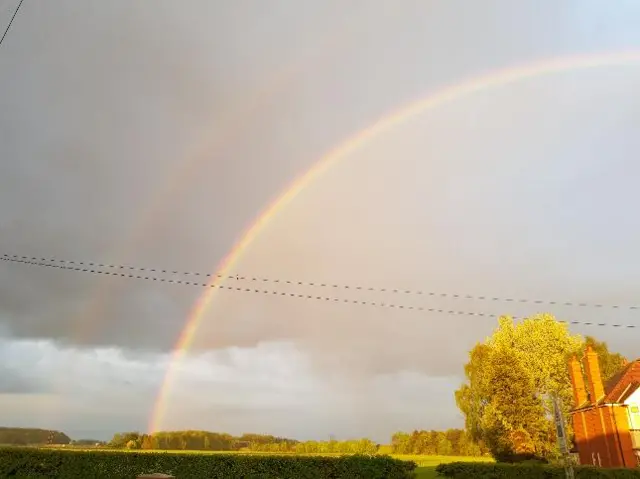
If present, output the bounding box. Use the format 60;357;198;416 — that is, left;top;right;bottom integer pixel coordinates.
402;455;492;478
40;447;493;477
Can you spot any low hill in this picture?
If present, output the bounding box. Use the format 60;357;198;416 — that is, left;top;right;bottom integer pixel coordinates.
0;427;71;445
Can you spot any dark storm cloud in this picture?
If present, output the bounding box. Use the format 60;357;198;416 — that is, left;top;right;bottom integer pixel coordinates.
0;0;366;350
2;0;640;383
0;363;49;394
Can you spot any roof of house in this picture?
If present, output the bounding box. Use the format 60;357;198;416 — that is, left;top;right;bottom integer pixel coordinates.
605;364;632;395
571;360;640;411
604;361;640;404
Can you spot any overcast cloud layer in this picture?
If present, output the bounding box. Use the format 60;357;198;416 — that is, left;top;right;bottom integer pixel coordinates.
3;0;640;439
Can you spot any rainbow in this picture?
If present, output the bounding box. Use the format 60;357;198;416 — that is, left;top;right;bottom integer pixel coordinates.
149;50;640;432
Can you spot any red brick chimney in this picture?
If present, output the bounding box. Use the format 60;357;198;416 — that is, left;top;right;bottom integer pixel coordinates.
568;355;587;407
584;345;605;403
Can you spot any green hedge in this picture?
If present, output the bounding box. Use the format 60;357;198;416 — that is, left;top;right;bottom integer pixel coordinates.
436;461;640;478
0;448;416;478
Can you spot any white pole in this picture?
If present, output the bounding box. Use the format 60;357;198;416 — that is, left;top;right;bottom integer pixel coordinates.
552;393;575;479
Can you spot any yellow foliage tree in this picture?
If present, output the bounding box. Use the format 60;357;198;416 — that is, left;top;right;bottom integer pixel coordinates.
456;314;583;460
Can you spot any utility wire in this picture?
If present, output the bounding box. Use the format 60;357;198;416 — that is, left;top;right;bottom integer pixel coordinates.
3;253;640;311
1;254;636;329
0;0;24;50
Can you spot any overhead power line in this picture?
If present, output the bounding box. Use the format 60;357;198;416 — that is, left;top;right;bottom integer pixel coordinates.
1;254;637;329
0;0;24;50
2;254;639;311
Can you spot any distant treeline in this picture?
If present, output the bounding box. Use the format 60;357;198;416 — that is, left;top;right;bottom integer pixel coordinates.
109;431;377;454
108;429;487;456
69;439;107;446
0;427;71;445
391;430;488;456
0;426;487;457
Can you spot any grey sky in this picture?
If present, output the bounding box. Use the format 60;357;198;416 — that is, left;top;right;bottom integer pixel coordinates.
2;0;640;441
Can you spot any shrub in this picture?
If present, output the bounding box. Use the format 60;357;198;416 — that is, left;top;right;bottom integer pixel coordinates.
0;448;416;478
492;452;548;464
435;461;640;478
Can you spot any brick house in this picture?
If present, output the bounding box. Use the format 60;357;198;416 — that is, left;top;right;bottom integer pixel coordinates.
568;345;640;467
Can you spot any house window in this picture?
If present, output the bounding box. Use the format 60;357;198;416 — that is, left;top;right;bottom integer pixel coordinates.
629;405;640;431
